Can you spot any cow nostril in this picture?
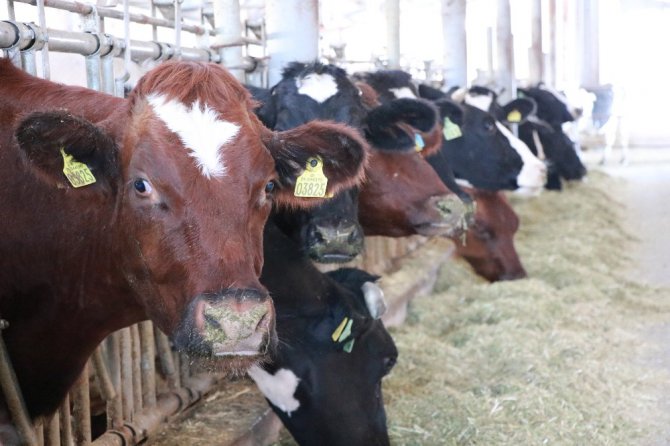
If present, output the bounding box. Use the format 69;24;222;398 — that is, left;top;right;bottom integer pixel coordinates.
204;313;222;330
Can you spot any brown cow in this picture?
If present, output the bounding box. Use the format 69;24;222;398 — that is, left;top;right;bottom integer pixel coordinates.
0;59;367;424
453;187;527;281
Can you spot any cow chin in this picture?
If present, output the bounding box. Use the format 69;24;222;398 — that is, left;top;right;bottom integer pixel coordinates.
307;242;363;264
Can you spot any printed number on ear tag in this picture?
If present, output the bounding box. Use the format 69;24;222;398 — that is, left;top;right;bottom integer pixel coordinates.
61;148;96;188
443;117;462;141
414;133;425;152
294;156;328;198
507;110;522;123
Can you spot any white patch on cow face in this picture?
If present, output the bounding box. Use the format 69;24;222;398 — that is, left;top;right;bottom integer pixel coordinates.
248;365;301;416
389;87;417;99
296;73;339;103
362;281;387;319
464;93;494;112
147;94;239;179
455;178;475;189
495;121;546;192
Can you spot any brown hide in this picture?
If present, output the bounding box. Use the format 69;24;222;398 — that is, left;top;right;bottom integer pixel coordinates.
454;188;527;281
0;59;367;419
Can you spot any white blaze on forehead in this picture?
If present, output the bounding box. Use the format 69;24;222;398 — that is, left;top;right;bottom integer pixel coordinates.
296;73;339;103
147;93;240;179
464;93;494;112
248;365;301;416
495;121;546;190
389;87;417;99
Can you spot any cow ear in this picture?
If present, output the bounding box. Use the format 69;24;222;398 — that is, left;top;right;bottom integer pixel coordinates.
264;121;368;208
361;281;387;319
501;98;536;125
15;111;119;192
364;98;438;151
435;99;464;126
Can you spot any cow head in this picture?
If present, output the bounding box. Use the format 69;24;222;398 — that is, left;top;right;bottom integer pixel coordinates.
255;62;468;261
13;61;367;368
250;264;396;446
455;188;527;281
518;84;582;126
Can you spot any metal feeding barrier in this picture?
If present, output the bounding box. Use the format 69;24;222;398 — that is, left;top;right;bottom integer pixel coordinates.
0;3;430;443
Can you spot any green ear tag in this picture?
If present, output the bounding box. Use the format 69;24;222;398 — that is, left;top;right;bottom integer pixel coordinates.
61;148;96;188
507;110;522;123
294;156;328;198
343;339;355;353
338;319;353;342
331;317;348;342
443;117;462;141
414;133;425;152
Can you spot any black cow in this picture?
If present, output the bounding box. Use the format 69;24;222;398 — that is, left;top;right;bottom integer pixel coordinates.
356;71;547;195
250;62;467;262
249;223;397;446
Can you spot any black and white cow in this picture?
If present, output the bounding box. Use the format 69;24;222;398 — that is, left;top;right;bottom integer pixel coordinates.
517;84;587;189
249;223;397;445
250;62;468;262
355;71;547;195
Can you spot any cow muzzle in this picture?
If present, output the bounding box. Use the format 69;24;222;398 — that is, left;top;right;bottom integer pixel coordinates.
305;221;364;263
413;194;472;238
174;288;276;359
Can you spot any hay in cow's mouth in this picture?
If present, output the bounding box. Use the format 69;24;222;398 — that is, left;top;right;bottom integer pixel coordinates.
383;170;670;445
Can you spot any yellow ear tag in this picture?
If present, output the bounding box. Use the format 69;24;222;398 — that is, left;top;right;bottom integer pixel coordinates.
294;156;328;198
507;109;522;123
443;117;462;141
60;148;96;188
414;133;425;152
331;317;349;342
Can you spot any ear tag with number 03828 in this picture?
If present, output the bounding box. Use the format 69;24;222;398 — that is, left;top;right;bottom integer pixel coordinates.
60;148;96;188
507;110;522;123
294;156;328;198
414;133;425;152
443;117;462;141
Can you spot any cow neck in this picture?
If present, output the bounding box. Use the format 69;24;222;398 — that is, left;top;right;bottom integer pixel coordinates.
261;222;337;314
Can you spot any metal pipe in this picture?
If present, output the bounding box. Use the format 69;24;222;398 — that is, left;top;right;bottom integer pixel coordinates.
139;322;157;407
529;0;544;83
0;22;219;63
441;0;467;88
105;333;123;429
120;328;134;422
21;50;37;75
92;347;117;403
155;330;178;390
174;0;182;59
35;0;50;79
81;6;101;91
14;0;214;36
496;0;515;103
130;325;143;413
0;320;38;446
44;412;60;446
100;54;115;94
59;394;73;446
71;363;91;445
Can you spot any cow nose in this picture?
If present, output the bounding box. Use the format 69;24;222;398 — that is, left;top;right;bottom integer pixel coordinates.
305;222;364;263
499;267;528;281
201;288;275;357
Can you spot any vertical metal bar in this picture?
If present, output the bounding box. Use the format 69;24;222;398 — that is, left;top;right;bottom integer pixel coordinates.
59;394;73;446
0;321;38;446
386;0;400;68
151;3;158;42
174;0;182;60
155;330;178;390
35;0;50;79
130;324;143;412
213;0;244;80
71;363;91;446
115;0;131;98
81;6;102;91
120;328;134;422
139;322;157;407
21;51;37;76
44;412;60;446
92;347;116;403
101;55;115;94
440;0;467;88
105;333;123;429
7;0;16;20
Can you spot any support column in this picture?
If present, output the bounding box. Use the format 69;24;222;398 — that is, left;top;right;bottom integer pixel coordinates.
213;0;244;81
266;0;318;86
496;0;514;102
528;0;543;83
441;0;467;88
579;0;599;87
386;0;400;68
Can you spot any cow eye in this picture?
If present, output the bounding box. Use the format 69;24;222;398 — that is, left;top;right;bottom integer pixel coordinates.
265;180;276;194
133;179;152;195
383;355;397;375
